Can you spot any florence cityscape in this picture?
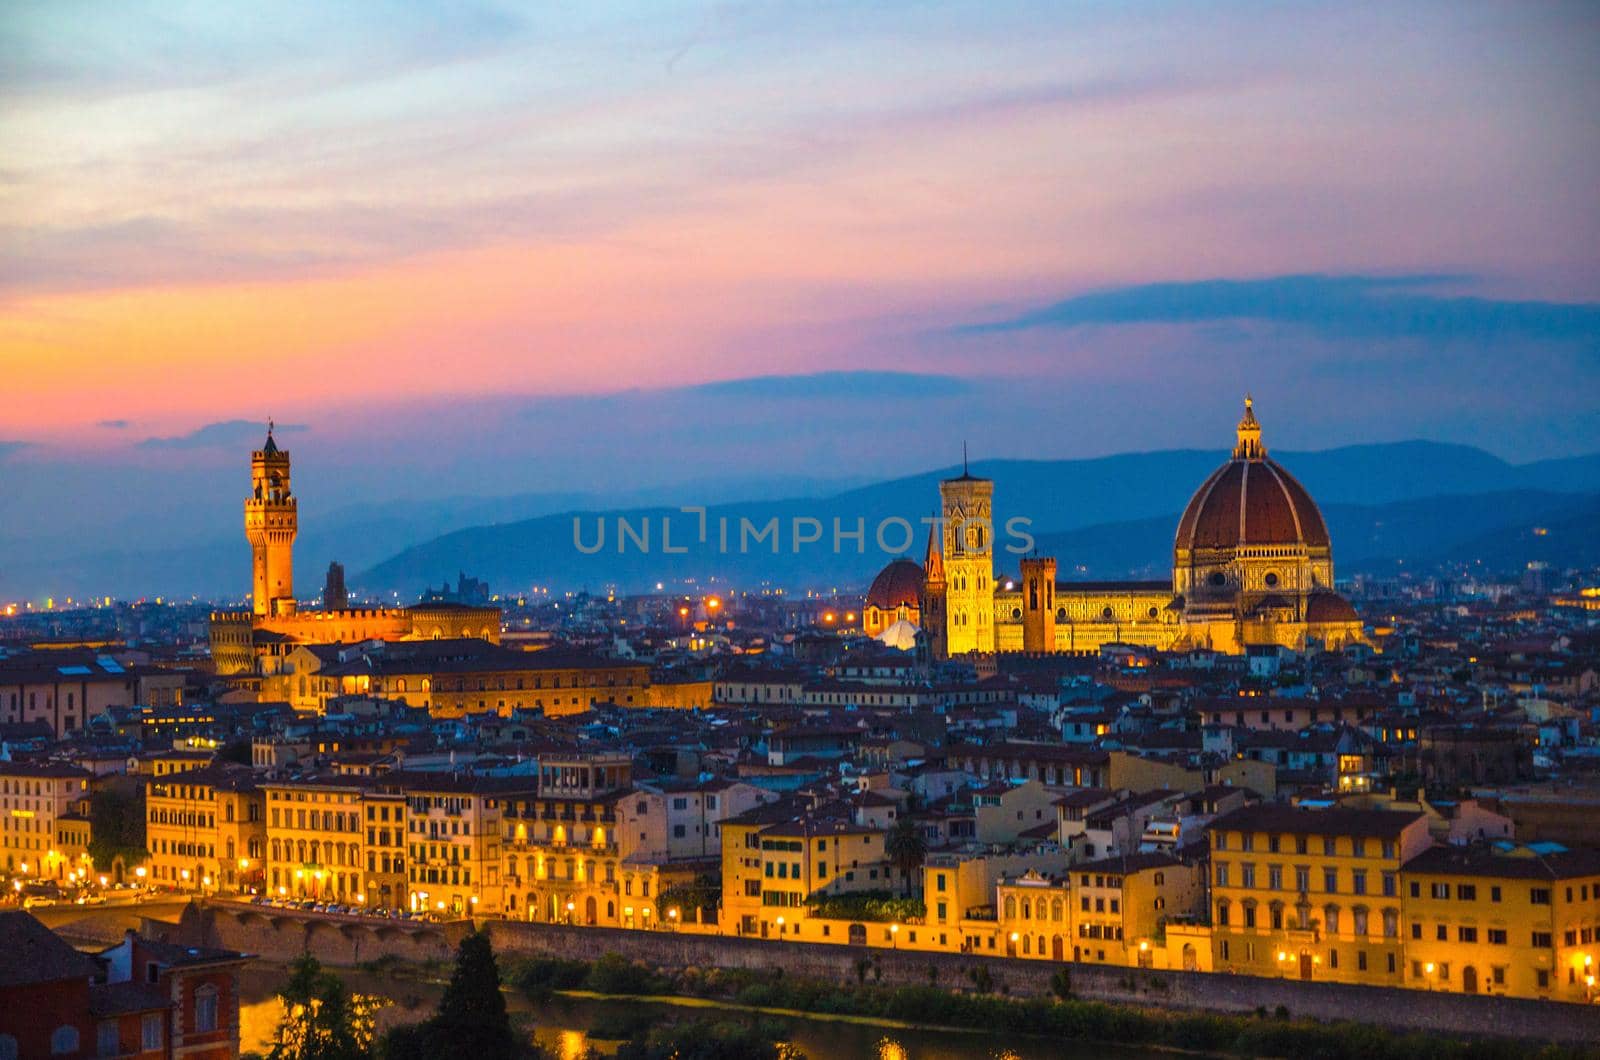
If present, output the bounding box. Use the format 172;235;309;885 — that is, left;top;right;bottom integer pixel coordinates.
2;2;1599;1059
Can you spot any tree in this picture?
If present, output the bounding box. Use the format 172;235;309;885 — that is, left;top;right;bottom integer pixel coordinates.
382;931;521;1060
87;785;146;873
884;818;927;897
268;954;378;1060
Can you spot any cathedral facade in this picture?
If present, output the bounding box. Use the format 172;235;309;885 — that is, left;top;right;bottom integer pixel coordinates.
869;400;1366;658
209;427;501;676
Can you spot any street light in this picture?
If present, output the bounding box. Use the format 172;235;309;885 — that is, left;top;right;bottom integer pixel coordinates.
565;900;575;924
890;923;900;949
775;915;784;937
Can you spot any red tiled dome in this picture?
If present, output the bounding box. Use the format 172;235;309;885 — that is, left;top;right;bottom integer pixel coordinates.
865;558;924;611
1305;591;1359;623
1175;457;1330;552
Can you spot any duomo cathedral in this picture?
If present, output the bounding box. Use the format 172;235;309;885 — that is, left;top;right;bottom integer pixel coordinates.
862;399;1367;657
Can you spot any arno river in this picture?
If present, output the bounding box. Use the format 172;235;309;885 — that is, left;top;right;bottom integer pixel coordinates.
236;963;1172;1060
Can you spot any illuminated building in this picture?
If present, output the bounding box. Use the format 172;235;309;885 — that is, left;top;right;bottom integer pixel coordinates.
938;464;996;655
275;638;651;717
860;558;924;639
719;802;900;941
1400;843;1600;1001
245;424;297;618
389;772;531;917
1208;805;1431;985
0;762;91;878
262;776;369;902
360;789;407;910
145;766;265;893
874;399;1369;659
501;754;671;928
209;426;500;677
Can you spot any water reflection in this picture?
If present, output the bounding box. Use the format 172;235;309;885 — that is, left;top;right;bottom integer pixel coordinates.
236;963;1161;1060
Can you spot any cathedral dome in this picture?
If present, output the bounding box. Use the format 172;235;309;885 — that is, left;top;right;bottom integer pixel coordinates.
1174;398;1330;553
1304;591;1359;624
865;559;925;611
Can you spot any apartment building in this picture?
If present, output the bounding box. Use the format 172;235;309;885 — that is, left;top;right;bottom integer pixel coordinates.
1208;805;1432;985
145;765;265;893
1401;842;1600;1002
0;762;92;878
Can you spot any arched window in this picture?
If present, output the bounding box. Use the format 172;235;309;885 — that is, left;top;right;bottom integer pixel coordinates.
0;1033;17;1060
1003;895;1015;918
50;1026;79;1055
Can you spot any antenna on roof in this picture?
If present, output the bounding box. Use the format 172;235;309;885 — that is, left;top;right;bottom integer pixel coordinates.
963;441;969;476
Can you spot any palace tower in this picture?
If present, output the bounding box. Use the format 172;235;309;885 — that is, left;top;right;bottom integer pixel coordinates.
245;424;297;617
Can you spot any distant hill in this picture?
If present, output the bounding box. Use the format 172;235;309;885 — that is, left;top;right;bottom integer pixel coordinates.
1033;490;1600;582
358;455;1600;595
9;440;1596;600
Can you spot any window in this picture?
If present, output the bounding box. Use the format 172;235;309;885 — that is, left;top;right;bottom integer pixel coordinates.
1457;884;1476;901
98;1022;120;1057
195;984;219;1032
1458;926;1478;942
1490;886;1501;902
0;1035;15;1060
50;1026;79;1055
1351;871;1367;896
1488;928;1507;945
1531;931;1552;948
1324;868;1338;893
1436;924;1447;941
1530;888;1550;905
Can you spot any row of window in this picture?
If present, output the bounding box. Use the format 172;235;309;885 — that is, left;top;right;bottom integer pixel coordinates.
1215;861;1396;896
1214;833;1397;859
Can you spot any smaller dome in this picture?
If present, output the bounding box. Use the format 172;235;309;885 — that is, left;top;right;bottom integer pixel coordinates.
1305;591;1359;624
865;558;924;611
875;619;922;651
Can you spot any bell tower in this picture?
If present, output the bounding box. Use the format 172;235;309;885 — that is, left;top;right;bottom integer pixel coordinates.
245;422;297;616
940;448;995;655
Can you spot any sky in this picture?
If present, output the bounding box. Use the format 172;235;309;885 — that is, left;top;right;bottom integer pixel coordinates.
2;0;1598;581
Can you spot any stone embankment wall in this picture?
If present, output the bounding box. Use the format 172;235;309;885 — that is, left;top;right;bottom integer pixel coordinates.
157;901;470;966
169;902;1600;1045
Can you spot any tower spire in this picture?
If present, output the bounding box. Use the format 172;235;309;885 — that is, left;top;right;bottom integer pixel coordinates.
1233;394;1264;460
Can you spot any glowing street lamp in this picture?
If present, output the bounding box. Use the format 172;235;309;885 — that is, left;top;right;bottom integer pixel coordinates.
890;923;900;949
134;867;146;881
